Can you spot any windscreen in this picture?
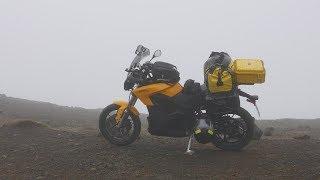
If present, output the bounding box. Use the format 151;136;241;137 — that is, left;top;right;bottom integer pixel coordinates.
129;55;144;70
128;49;150;70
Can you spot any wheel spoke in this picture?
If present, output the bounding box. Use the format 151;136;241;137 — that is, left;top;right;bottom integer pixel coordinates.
214;113;249;144
105;114;134;140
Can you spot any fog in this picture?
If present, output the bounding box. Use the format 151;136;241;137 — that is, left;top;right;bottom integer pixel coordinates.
1;0;320;119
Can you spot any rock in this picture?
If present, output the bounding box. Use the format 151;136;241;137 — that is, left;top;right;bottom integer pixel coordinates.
293;135;310;140
264;127;275;136
297;125;311;131
6;120;46;129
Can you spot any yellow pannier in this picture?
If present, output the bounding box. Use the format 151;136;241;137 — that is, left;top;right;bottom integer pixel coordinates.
231;59;266;85
207;67;233;93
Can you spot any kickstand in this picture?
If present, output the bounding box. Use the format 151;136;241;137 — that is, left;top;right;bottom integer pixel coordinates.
184;134;195;155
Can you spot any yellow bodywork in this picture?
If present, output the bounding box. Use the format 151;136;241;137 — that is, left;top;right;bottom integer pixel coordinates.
132;83;183;106
207;68;233;93
231;59;266;85
114;101;140;123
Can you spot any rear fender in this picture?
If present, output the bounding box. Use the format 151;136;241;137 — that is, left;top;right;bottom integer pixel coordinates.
113;100;140;123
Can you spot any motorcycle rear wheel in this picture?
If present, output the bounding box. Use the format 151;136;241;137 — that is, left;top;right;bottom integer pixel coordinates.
99;104;141;146
212;107;254;151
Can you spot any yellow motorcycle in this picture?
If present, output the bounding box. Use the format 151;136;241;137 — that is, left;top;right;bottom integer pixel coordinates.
99;45;263;153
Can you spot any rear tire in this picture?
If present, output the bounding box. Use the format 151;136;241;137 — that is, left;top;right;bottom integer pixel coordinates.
212;107;254;151
99;104;141;146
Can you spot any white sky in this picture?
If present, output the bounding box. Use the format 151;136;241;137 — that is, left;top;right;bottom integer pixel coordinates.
1;0;320;119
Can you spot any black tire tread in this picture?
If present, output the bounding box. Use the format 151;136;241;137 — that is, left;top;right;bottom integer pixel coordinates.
212;107;254;151
99;104;141;146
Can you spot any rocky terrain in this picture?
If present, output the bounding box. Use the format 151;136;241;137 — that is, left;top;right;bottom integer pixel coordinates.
0;95;320;179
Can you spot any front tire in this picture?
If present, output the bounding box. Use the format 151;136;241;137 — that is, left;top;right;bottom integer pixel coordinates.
99;104;141;146
212;107;254;151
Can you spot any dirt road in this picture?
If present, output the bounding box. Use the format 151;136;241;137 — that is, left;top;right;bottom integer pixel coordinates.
1;121;320;180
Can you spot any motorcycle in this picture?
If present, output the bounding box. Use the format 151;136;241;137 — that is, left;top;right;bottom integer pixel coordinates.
99;45;261;153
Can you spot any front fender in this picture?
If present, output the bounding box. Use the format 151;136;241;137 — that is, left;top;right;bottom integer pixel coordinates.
113;100;140;123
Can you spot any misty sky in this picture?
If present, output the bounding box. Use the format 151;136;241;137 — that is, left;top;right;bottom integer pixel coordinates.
1;0;320;119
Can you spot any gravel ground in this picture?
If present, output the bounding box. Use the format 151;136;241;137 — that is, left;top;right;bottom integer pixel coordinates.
1;121;320;180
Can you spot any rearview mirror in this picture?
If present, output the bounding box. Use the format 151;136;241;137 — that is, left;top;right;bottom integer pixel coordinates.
153;50;162;58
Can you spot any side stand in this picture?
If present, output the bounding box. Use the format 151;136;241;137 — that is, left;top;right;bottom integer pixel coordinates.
184;134;195;155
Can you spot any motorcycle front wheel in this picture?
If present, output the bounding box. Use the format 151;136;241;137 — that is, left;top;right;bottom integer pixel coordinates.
212;107;254;151
99;104;141;146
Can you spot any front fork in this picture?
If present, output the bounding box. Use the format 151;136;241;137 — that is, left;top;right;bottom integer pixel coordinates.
118;92;138;127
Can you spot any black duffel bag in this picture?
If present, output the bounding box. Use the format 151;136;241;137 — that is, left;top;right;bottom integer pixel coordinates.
151;61;180;84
